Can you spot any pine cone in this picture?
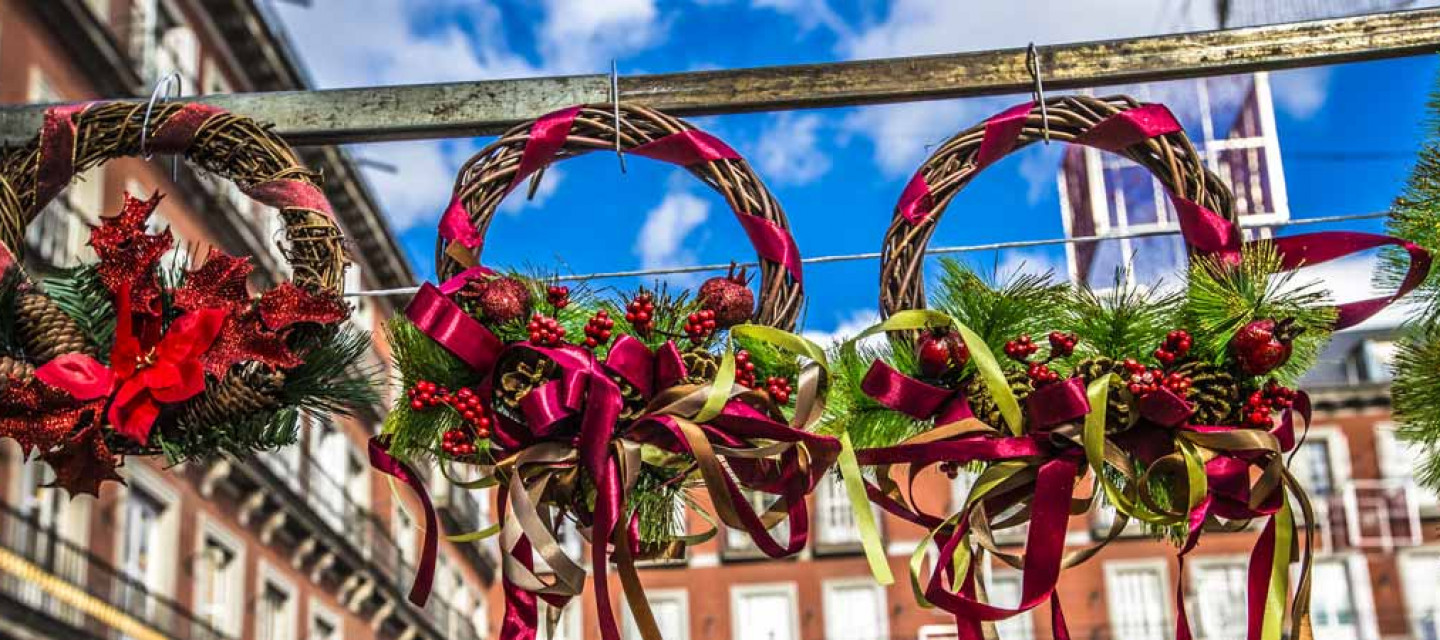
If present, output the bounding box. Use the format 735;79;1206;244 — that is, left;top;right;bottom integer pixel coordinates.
497;358;557;408
680;349;719;384
0;355;35;384
16;292;92;362
1172;360;1237;425
1073;357;1133;432
611;375;648;421
177;369;285;430
964;370;1033;428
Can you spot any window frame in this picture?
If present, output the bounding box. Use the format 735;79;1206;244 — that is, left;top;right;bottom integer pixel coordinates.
193;514;247;636
255;562;299;640
729;582;800;640
622;587;690;640
821;577;889;640
1102;558;1173;640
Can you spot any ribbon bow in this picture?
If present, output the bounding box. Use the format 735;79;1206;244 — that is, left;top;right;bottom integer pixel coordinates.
35;283;224;443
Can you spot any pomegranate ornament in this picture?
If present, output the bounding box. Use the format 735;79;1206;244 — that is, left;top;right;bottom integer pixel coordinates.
915;329;970;379
477;276;531;324
1230;318;1302;376
698;264;755;328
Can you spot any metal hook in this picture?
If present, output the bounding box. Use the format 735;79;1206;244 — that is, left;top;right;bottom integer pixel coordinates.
140;72;183;179
1025;44;1051;145
611;59;627;174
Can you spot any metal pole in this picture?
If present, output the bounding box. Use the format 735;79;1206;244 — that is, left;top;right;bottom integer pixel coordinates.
4;8;1440;145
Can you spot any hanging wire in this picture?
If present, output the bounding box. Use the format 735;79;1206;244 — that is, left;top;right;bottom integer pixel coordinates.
343;210;1390;297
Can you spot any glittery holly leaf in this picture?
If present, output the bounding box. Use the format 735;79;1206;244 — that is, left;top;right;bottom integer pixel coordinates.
41;425;123;497
201;316;303;378
89;192;172;315
174;250;253;313
258;283;347;331
0;377;102;458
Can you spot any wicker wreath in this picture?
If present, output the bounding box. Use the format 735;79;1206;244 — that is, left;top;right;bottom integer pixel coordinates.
880;94;1237;320
0;101;351;485
442;103;803;330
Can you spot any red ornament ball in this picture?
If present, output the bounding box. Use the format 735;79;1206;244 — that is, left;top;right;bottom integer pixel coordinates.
477;277;532;324
698;264;755;328
1230;318;1300;376
915;329;970;379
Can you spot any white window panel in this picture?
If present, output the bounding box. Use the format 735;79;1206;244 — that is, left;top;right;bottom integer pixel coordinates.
537;600;582;640
623;588;689;640
194;519;245;637
345;265;374;332
256;568;297;640
724;489;788;554
1376;424;1439;511
309;419;350;530
1291;429;1350;501
730;583;798;640
817;473;878;547
823;579;887;640
1311;559;1362;640
1104;560;1170;640
1191;558;1247;640
1400;550;1440;640
988;571;1034;640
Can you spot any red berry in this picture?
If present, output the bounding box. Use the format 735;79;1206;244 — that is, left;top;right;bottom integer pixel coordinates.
1048;331;1078;358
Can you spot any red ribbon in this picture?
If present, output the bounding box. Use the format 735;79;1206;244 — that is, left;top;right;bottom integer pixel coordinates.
861;360;972;423
368;437;437;607
405;283;504;374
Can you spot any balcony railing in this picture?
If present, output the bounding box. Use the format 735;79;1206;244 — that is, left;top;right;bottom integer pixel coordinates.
0;502;232;640
285;450;482;640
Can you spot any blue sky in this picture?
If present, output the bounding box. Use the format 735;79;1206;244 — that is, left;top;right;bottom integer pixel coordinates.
273;1;1440;338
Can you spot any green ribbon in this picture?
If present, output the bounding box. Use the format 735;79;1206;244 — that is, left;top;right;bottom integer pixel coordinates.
1264;495;1295;640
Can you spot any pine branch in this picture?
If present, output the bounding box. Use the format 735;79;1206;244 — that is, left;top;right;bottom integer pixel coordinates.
42;265;115;358
1392;319;1440;490
1381;73;1440;318
932;258;1071;355
816;339;927;450
1182;242;1336;384
1063;268;1180;360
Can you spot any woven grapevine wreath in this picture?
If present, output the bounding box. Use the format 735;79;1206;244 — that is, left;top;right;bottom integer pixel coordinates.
0;102;363;496
373;104;862;640
828;95;1432;640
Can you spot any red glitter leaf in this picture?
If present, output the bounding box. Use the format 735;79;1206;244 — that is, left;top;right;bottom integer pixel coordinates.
258;282;347;331
200;315;302;377
0;377;101;458
41;425;124;497
90;192;172;316
174;250;254;313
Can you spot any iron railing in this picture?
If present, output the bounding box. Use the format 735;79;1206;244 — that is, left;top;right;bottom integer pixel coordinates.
0;502;233;640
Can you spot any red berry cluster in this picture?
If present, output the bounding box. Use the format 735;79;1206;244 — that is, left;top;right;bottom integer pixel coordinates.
407;379;450;411
583;310;615;348
528;313;565;346
1003;334;1039;361
442;428;478;458
450;387;492;432
1154;329;1194;365
1026;362;1060;385
1121;358;1191;397
1242;380;1297;429
765;376;793;404
734;350;757;388
625;293;656;334
1047;331;1078;358
547;285;570;310
685;309;718;346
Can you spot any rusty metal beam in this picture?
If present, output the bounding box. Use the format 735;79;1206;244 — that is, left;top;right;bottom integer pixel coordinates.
4;7;1440;145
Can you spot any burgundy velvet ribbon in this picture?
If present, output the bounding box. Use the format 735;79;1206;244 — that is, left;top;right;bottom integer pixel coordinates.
368;437;437;606
436;104;804;285
1025;378;1090;429
33;103;90;218
145;103;225;154
1272;231;1432;329
405;283;504;374
861;360;972;423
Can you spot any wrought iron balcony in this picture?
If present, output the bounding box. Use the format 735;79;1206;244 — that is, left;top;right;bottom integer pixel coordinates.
0;502;232;640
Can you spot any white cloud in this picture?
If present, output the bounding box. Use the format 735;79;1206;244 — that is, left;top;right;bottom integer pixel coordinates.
635;186;711;274
1281;253;1420;331
751;0;851;37
350;139;477;230
1016;144;1067;205
1270;68;1332;120
756;113;832;185
537;0;663;73
842;100;984;177
499;167;566;216
802;308;882;349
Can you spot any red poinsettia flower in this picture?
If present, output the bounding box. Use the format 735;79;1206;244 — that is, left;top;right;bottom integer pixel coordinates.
36;283;226;444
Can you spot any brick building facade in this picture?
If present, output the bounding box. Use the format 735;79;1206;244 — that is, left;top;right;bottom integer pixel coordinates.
0;1;496;639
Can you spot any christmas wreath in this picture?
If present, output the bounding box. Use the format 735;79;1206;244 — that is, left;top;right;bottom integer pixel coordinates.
371;104;867;640
828;96;1430;640
0;102;370;496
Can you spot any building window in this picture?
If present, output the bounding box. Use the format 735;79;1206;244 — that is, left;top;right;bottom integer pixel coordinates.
730;583;798;640
309;600;342;640
194;525;244;635
1376;424;1439;511
118;487;164;616
1310;558;1375;640
1104;561;1170;640
1294;439;1337;498
988;572;1034;640
623;588;689;640
823;580;887;640
816;473;876;549
1400;550;1440;640
1191;558;1247;640
394;504;418;568
25;68;104;270
537;600;582;640
256;572;297;640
